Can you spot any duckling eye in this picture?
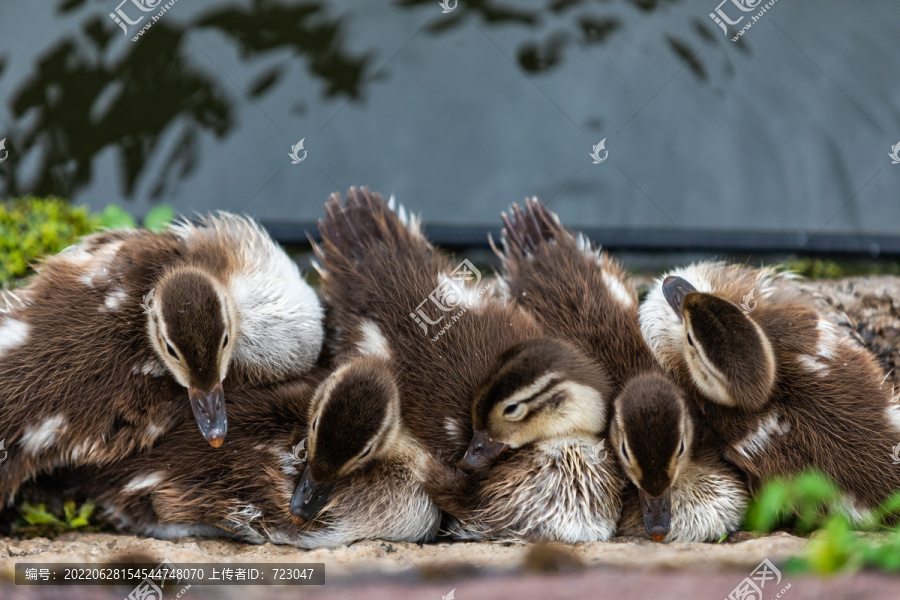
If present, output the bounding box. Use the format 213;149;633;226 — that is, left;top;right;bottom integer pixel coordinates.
311;418;318;432
166;343;179;361
678;439;686;457
358;446;372;460
222;334;229;348
686;333;694;348
620;442;630;462
502;402;527;421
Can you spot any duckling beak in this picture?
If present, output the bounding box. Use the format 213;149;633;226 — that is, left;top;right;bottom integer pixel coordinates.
638;487;672;543
662;276;697;322
188;382;227;448
290;467;335;525
463;431;508;469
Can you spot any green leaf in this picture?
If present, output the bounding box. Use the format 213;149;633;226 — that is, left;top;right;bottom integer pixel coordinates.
20;502;63;526
97;205;137;230
143;205;175;232
746;480;791;532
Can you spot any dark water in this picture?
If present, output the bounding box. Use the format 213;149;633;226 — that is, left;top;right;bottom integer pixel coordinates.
0;0;898;245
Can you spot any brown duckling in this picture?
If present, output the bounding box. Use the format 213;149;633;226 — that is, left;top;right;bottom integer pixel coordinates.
315;189;628;542
0;214;323;504
641;262;900;516
73;356;439;548
481;199;746;542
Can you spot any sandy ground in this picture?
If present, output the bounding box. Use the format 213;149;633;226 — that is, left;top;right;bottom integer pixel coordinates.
2;530;897;599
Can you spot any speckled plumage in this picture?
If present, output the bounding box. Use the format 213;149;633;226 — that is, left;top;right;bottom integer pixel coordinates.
66;361;440;548
640;261;900;515
0;213;323;504
495;199;746;542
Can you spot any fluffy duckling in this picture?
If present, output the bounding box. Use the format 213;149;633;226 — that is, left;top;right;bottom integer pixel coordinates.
640;262;900;515
611;374;747;542
483;199;746;542
449;337;625;542
315;189;635;542
74;356;439;548
0;214;323;504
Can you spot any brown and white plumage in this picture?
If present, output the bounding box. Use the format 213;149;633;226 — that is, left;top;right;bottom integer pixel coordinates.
491;199;746;542
0;214;323;504
68;358;440;548
313;189;624;541
640;261;900;516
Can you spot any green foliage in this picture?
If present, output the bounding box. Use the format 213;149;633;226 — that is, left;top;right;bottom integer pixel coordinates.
0;197;176;289
784;257;844;280
746;469;900;574
16;500;98;536
96;205;137;230
0;197;97;289
144;205;176;232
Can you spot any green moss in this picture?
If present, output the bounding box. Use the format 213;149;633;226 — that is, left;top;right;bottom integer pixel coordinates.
0;197;97;289
0;197;175;289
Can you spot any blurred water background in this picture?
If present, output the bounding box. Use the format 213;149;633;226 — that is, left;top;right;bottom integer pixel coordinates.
0;0;898;259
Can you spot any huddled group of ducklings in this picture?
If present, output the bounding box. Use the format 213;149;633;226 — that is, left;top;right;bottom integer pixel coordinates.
1;188;899;547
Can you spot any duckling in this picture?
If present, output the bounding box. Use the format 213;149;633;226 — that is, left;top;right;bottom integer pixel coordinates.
481;198;746;542
0;213;323;504
640;262;900;515
73;356;440;548
443;337;626;542
316;189;632;542
610;374;747;542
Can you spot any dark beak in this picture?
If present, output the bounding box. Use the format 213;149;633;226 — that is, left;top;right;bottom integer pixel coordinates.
463;431;508;469
639;487;673;543
188;382;227;448
290;467;336;525
662;276;697;322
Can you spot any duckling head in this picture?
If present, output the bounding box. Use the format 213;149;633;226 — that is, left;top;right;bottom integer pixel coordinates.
291;357;401;525
662;276;775;410
145;267;238;447
464;338;611;470
610;372;692;542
